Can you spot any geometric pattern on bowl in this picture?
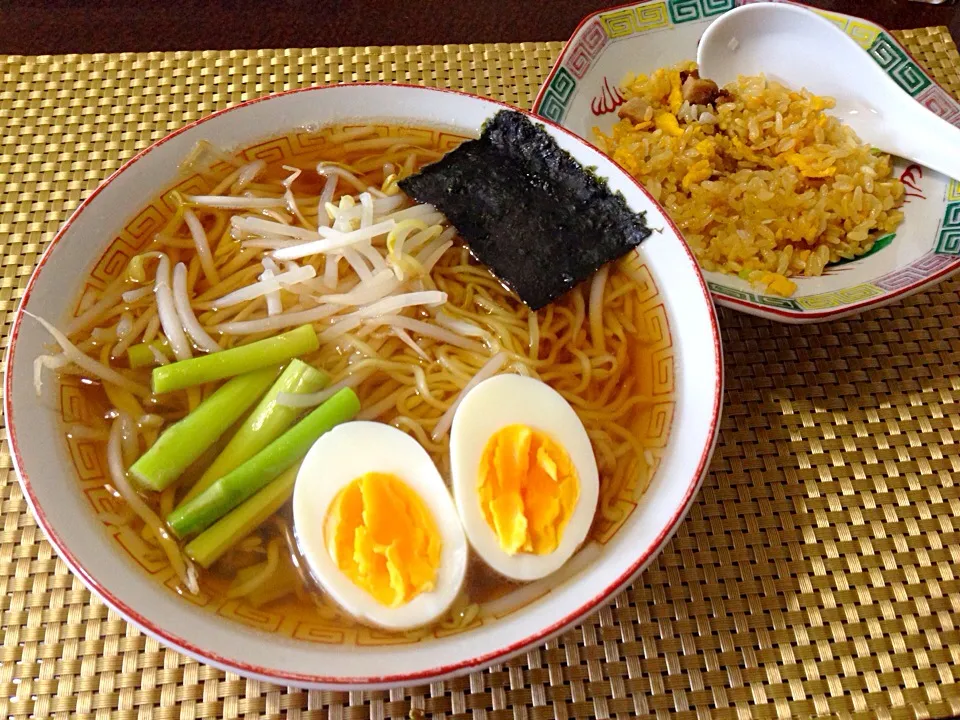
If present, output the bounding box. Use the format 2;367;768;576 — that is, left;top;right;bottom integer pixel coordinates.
533;0;960;322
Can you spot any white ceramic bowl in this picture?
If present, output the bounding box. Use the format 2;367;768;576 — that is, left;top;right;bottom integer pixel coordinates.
5;84;722;689
533;0;960;323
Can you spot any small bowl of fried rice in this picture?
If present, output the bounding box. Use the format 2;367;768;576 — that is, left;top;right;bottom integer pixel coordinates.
534;0;960;322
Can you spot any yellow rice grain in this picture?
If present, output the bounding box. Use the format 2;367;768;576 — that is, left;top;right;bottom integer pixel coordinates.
594;62;905;296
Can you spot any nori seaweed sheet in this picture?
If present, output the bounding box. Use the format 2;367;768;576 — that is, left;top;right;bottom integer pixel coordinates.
398;110;651;310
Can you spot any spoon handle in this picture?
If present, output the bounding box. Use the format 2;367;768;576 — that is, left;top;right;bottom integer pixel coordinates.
894;101;960;181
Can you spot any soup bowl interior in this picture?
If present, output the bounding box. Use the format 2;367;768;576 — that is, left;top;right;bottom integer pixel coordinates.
5;84;722;688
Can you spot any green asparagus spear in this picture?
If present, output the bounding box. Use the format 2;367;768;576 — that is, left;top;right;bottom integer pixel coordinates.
152;324;319;394
185;464;299;568
166;387;360;537
128;366;281;491
179;359;328;505
127;339;171;368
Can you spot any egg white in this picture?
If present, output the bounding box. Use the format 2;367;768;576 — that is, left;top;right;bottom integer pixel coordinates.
292;421;468;630
449;374;600;581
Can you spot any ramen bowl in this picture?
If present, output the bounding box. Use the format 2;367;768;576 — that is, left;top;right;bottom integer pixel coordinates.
533;0;960;322
5;84;722;689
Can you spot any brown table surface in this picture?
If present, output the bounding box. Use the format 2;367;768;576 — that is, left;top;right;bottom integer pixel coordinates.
1;0;958;55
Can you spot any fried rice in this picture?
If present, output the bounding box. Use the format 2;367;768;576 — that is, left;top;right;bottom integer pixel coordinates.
594;61;905;297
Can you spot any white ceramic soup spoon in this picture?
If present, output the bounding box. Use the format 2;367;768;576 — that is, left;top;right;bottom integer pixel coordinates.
697;2;960;180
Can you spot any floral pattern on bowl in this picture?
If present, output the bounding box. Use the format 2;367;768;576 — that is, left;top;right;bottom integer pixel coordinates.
532;0;960;323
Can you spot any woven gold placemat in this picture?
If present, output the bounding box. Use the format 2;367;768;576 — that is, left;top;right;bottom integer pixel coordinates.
1;29;959;720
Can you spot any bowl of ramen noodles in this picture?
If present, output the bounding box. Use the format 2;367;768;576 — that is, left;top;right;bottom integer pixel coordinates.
533;1;960;322
5;84;722;688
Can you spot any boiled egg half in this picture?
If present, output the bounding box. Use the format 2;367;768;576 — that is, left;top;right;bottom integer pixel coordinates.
450;374;599;581
293;421;468;630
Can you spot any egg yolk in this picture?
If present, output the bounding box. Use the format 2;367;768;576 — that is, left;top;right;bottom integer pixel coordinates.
325;472;441;607
478;425;580;556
